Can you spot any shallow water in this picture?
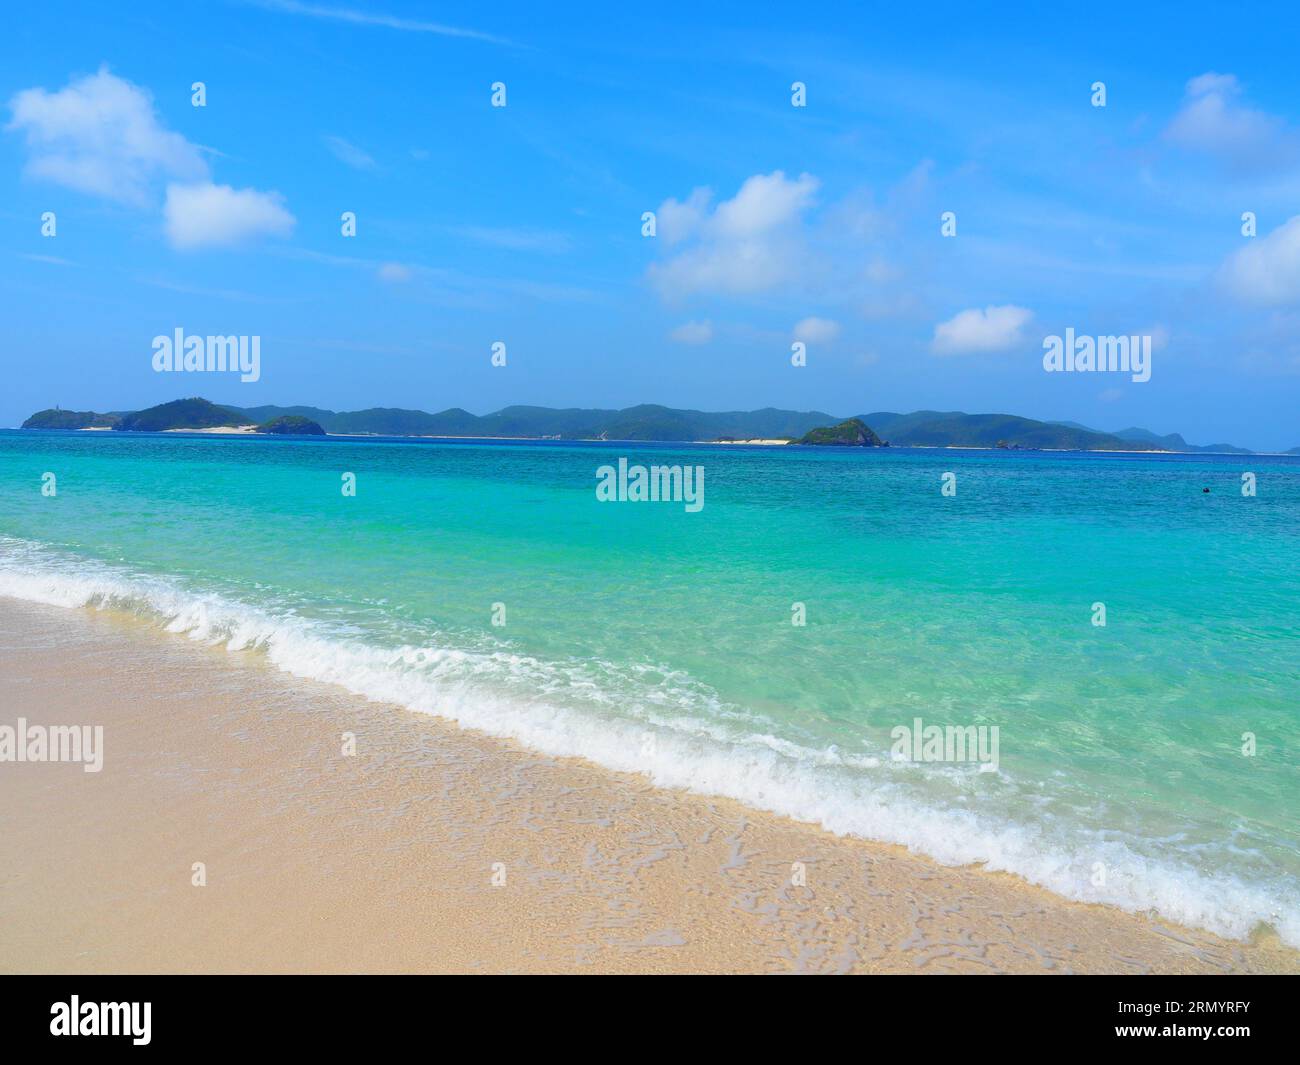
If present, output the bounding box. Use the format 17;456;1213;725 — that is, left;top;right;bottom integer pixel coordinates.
1;429;1296;944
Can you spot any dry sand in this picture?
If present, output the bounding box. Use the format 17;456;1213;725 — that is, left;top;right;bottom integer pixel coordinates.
1;597;1295;974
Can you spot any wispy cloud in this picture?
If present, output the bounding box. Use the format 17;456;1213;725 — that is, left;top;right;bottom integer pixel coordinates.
18;253;76;266
1219;215;1300;306
669;319;713;344
377;262;412;283
1164;72;1298;173
252;0;516;46
276;247;600;305
323;135;376;170
451;225;571;253
278;336;428;355
648;171;820;299
793;316;840;344
135;276;298;303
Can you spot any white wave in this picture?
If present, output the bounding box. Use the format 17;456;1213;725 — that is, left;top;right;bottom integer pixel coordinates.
1;535;1295;948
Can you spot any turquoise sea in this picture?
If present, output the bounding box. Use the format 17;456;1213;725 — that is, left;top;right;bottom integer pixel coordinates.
1;429;1297;944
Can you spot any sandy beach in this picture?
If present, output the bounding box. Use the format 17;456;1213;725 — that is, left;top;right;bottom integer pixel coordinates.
1;596;1294;975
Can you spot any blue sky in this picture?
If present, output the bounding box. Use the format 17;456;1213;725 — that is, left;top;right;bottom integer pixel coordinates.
3;0;1300;448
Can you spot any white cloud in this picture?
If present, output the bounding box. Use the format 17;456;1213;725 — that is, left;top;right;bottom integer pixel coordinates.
1164;72;1291;168
163;182;296;249
793;316;840;343
713;171;819;238
6;67;206;205
323;135;376;170
656;187;712;246
931;305;1032;355
1186;72;1238;97
651;240;795;298
1219;215;1300;306
7;68;295;252
669;319;713;344
648;171;820;299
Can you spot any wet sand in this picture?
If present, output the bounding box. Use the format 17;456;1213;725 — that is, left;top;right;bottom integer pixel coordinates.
1;597;1295;974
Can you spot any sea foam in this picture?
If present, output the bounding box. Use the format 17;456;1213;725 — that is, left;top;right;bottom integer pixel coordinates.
1;535;1295;949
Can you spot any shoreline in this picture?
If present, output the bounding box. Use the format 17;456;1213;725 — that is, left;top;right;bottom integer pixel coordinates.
11;426;1275;455
2;595;1294;974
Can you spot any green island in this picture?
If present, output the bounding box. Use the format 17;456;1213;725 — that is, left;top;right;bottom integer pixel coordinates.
796;418;888;447
255;415;326;436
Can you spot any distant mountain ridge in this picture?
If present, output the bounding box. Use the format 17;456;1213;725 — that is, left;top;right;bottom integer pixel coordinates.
227;403;843;442
860;411;1158;451
1050;421;1253;455
20;400;1261;453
